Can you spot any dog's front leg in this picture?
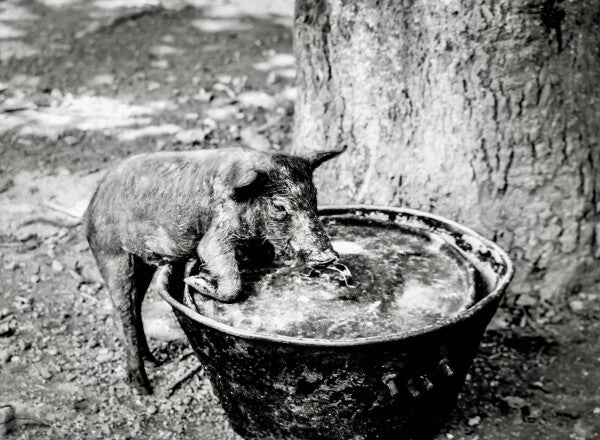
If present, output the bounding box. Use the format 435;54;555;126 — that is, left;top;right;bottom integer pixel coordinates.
196;229;242;302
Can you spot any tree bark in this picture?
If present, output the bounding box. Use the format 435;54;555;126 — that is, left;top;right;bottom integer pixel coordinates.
293;0;600;302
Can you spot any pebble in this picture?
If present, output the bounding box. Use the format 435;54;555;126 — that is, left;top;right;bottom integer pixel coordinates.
569;300;585;313
177;95;190;105
468;415;481;426
502;395;527;409
593;407;600;415
73;242;89;253
516;294;536;307
266;68;296;85
205;105;238;121
63;135;79;146
0;405;15;424
52;260;64;272
17;231;36;242
216;74;231;84
193;88;211;102
151;59;169;69
14;296;33;310
146;405;158;415
184;112;199;120
0;348;11;364
0;323;12;337
527;406;542;420
0;406;16;437
3;261;16;271
39;368;53;380
147;81;160;91
96;349;113;364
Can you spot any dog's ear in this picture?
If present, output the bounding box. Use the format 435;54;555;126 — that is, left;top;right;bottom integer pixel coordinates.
228;163;270;202
304;145;347;170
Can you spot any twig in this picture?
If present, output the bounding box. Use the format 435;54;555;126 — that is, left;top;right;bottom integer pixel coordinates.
15;416;51;427
79;291;99;303
256;115;284;133
75;5;174;39
18;214;80;229
165;365;203;398
0;314;14;325
0;105;35;114
43;201;82;219
177;349;195;362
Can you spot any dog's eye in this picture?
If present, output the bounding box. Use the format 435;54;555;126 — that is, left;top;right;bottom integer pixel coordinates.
272;203;288;217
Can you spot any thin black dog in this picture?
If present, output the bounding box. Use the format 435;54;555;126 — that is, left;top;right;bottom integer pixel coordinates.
84;146;345;393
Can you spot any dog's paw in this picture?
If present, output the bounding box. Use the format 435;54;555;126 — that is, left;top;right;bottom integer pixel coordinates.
184;274;216;297
128;370;153;395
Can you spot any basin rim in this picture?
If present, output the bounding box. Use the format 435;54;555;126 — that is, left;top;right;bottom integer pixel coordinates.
156;204;514;347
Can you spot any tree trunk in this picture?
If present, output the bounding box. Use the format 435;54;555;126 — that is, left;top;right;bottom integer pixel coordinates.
293;0;600;303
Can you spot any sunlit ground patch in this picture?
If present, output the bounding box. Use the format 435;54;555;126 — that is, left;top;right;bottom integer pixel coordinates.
117;124;181;141
200;1;293;26
277;86;297;102
150;44;183;57
267;67;296;83
93;0;160;9
201;4;246;18
0;168;104;238
191;18;252;33
142;300;186;342
205;105;239;121
253;52;295;71
237;91;276;110
0;94;177;139
9;74;41;88
36;0;81;7
0;23;26;39
89;73;115;87
0;41;39;61
270;16;292;27
0;3;38;21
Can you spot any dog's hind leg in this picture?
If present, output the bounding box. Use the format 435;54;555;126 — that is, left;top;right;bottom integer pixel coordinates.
97;252;152;394
132;257;158;365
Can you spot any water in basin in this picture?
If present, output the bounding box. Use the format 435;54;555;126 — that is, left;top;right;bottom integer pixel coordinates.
185;217;477;340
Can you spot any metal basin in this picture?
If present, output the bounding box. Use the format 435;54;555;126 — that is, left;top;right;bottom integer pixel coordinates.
156;206;514;440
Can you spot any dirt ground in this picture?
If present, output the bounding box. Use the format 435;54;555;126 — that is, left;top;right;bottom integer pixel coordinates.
0;0;599;439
